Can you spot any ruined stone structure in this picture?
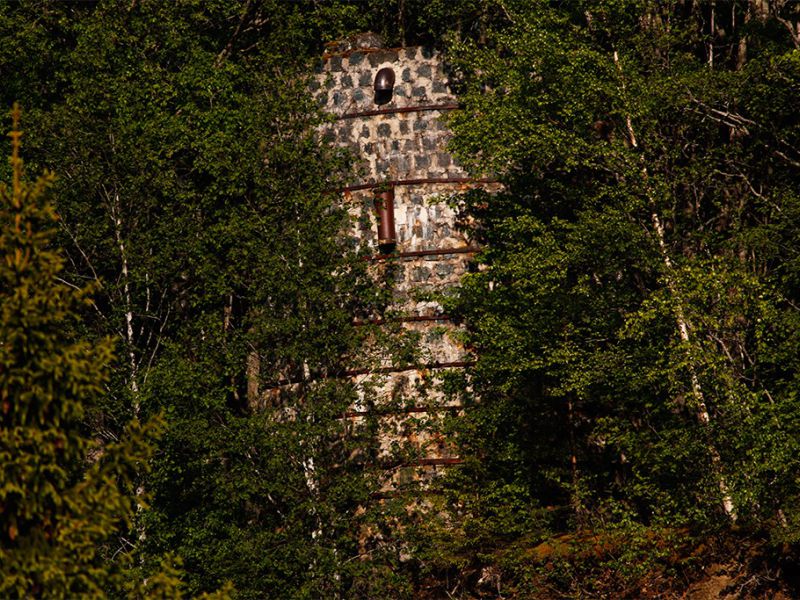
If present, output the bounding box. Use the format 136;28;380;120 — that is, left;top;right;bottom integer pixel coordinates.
315;35;494;486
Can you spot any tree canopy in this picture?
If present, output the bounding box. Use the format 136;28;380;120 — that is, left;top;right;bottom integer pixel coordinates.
3;0;800;597
426;0;800;595
0;105;182;598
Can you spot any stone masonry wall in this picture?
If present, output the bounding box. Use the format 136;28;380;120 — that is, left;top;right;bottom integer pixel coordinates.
315;37;492;478
314;49;462;185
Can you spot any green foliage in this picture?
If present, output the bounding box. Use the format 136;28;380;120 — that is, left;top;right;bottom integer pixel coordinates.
0;2;412;596
307;0;500;47
7;0;800;596
427;0;800;594
0;106;172;598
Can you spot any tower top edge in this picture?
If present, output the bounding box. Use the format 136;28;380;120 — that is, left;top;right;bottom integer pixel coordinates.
323;32;438;59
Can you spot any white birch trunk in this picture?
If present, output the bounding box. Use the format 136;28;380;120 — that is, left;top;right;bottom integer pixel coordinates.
300;359;325;541
614;51;736;519
109;189;139;408
106;186;149;548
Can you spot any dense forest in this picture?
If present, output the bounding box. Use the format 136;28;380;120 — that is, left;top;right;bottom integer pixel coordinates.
3;1;800;598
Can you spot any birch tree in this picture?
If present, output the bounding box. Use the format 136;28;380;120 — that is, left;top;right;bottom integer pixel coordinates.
0;2;401;597
424;0;800;594
0;106;183;598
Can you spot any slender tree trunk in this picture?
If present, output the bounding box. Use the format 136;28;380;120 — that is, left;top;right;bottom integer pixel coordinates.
613;50;736;520
246;350;261;405
108;188;139;407
708;0;716;67
105;185;150;549
736;2;750;70
567;395;583;523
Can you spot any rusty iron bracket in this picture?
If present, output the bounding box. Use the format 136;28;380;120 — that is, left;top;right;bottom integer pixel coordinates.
368;246;480;261
336;103;460;120
339;176;495;193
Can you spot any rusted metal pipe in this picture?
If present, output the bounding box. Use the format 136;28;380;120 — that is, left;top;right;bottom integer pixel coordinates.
352;315;453;326
368;245;479;261
344;360;475;377
362;457;465;472
365;457;465;471
339;176;496;193
369;489;447;500
373;186;396;247
260;360;475;390
406;458;463;466
342;405;463;418
336;103;460;120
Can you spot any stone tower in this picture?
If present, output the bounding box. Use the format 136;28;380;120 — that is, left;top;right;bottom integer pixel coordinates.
314;35;494;487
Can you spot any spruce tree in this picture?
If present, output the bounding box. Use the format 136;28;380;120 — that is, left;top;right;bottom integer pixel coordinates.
0;105;169;598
